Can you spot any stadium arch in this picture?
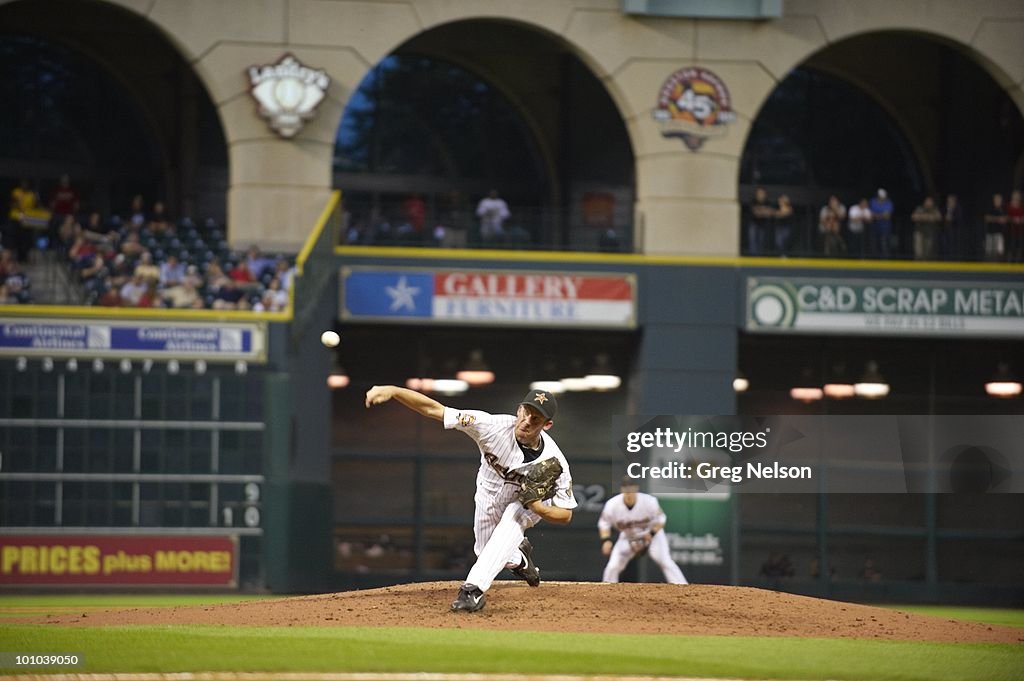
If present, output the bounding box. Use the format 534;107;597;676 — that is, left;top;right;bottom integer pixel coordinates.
737;27;1024;258
331;17;638;252
0;0;230;223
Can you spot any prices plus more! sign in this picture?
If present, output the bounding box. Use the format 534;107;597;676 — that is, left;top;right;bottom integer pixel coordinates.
0;535;238;587
341;267;637;328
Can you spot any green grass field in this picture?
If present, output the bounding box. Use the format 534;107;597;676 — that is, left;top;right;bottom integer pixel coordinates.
1;595;1022;680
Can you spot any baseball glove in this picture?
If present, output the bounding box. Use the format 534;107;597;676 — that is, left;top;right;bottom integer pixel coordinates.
629;534;653;556
515;457;563;506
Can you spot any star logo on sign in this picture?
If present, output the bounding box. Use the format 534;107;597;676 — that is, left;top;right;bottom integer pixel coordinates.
386;276;420;311
533;392;548;404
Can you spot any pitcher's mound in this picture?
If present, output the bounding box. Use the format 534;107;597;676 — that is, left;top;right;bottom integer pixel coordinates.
33;582;1023;644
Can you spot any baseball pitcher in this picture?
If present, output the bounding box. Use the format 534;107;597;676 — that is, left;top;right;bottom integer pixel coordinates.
365;385;575;612
598;478;688;584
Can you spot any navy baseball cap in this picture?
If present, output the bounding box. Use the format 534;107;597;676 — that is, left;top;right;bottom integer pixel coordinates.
519;389;557;421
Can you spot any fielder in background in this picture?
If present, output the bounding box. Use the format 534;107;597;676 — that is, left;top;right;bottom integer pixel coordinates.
599;477;688;584
365;386;576;612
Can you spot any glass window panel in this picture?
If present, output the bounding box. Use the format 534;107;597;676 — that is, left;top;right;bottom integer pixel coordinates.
63;429;86;472
333;459;415;521
112;374;137;419
112;430;135;472
140;430;162;473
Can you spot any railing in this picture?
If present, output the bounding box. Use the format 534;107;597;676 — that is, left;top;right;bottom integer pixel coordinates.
340;203;634;254
290;190;342;340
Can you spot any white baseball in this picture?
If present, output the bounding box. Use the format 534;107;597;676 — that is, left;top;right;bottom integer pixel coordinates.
320;330;340;348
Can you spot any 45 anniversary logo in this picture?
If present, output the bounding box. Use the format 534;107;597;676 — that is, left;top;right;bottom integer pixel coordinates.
653;67;736;151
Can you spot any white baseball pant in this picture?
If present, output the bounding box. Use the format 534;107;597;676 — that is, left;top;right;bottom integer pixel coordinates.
466;492;538;591
602;530;688;584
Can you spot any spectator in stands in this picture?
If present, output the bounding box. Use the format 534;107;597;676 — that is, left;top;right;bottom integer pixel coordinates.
229;258;256;286
158;253;186;288
818;195;847;256
745;187;773;255
773;194;794;255
245;246;274;280
56;214;80;252
941;194;965;260
128;194;147;228
0;248;14;278
213;279;245;309
205;259;230;294
983;193;1007;261
161;278;201;309
133;251;160;284
869;188;894;257
98;279;123;307
148;201;171;234
911;195;942;259
0;249;28;302
0;248;28;303
78;252;108;286
256;276;289;312
120;273;148;306
106;253;134;289
476;189;510;243
847;198;871;258
136;281;159;308
119;232;145;258
272;257;294;290
82;211;116;246
8;178;51;262
49;174;80;221
599;227;622;252
401;193;427;241
0;281;15;304
1007;190;1024;263
68;232;98;269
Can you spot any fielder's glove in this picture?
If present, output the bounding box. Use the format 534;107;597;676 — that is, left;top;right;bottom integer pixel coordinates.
629;532;655;556
515;457;563;506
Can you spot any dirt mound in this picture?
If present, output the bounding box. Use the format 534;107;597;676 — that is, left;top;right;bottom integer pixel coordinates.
27;582;1024;644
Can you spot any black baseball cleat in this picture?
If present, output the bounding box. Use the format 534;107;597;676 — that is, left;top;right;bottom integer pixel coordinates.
450;583;486;612
510;538;541;587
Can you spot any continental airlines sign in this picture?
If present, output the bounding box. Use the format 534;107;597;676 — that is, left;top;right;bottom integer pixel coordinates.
745;276;1024;337
341;267;637;328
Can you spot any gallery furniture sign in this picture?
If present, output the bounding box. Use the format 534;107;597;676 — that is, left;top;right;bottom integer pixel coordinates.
341;267;637;328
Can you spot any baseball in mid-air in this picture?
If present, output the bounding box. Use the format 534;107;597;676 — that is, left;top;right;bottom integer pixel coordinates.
320;330;340;348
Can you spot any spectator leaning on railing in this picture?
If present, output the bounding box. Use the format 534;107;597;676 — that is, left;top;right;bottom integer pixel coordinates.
911;196;942;260
869;188;894;257
818;195;847;256
983;193;1007;261
847;198;872;258
1007;190;1024;263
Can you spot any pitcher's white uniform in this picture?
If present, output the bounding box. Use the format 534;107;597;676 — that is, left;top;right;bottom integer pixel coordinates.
444;407;576;591
598;492;687;584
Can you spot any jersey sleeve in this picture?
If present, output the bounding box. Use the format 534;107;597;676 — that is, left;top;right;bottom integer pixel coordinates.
547;454;578;510
597;499;613;531
442;406;501;443
652;497;667;528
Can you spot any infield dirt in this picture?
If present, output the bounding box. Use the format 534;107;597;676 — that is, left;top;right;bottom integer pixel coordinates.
25;582;1024;644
